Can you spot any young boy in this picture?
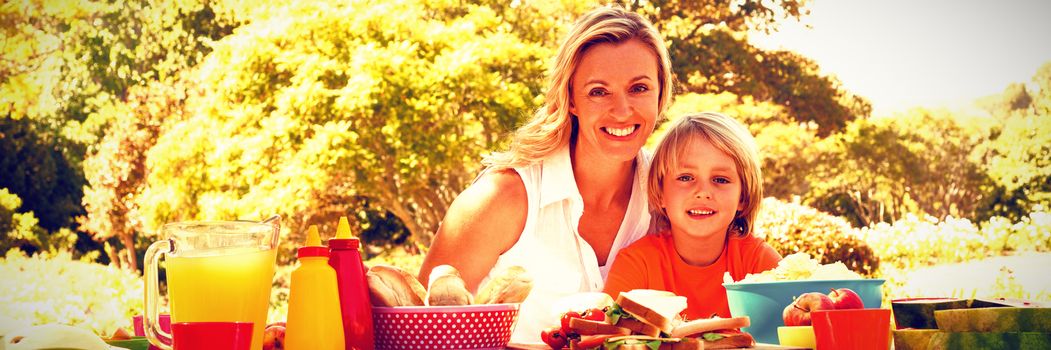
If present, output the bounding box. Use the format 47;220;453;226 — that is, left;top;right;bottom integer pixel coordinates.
604;112;782;320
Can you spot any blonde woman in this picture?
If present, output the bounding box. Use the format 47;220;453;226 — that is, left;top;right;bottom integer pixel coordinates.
419;5;674;342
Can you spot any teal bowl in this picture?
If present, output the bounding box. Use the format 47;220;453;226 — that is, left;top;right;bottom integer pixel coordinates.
723;279;885;344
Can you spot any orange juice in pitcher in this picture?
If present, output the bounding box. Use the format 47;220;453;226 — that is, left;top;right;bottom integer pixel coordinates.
166;247;276;348
145;217;281;350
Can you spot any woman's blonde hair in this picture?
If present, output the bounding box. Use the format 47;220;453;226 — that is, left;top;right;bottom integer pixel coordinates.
483;6;674;168
648;112;764;237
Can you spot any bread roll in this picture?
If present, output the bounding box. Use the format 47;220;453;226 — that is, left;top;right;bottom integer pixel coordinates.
474;265;533;304
426;265;474;306
366;265;427;307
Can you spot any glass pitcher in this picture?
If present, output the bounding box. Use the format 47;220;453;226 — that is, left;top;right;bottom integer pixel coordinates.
144;216;281;350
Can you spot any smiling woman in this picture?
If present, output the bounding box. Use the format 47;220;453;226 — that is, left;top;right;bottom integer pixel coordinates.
417;5;674;343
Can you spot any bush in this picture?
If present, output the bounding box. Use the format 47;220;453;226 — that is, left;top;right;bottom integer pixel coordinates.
754;197;880;276
0;250;142;335
857;206;1051;272
856;207;1051;304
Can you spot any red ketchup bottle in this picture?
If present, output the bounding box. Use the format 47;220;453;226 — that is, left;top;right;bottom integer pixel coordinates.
328;216;375;350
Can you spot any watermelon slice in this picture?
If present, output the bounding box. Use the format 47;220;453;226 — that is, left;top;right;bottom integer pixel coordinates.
934;307;1051;332
893;329;938;350
927;331;1051;350
892;298;968;329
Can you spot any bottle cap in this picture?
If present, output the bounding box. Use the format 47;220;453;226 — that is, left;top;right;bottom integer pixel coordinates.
297;225;329;258
329;216;360;250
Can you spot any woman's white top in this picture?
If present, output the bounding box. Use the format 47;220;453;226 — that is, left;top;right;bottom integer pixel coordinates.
482;145;652;343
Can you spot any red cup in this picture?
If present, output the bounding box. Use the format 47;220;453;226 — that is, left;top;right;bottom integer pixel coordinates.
134;314;171;350
171;322;254;350
812;309;891;350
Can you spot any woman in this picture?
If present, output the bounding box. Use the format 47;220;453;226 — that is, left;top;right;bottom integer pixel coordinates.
419;6;674;342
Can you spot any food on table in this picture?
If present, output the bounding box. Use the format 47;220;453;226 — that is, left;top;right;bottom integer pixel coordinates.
728;252;861;283
425;264;474;306
892;302;1051;350
934;307;1051;333
262;322;286;350
610;289;687;335
669;316;755;349
782;292;835;326
542;289;755;349
969;297;1047;308
474;265;534;304
828;287;865;310
891;298;968;329
926;331;1051;349
365;265;428;307
892;328;939;350
540;325;569;349
104;328;133;341
367;264;533;307
2;324;110;350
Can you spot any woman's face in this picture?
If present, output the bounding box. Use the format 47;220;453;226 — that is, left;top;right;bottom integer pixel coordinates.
661;136;745;241
569;38;660;163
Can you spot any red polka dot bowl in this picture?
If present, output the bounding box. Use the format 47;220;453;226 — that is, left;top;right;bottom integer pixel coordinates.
372;303;521;350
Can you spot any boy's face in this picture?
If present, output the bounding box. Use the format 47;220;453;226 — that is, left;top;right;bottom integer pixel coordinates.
661;136;745;240
569;38;660;164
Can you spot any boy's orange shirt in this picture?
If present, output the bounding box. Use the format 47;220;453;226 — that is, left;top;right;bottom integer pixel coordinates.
603;232;781;320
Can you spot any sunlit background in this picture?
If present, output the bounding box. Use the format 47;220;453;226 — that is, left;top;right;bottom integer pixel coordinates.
1;0;1048;340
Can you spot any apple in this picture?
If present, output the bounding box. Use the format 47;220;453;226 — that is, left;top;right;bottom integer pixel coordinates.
262;323;286;350
782;292;835;326
828;287;865;310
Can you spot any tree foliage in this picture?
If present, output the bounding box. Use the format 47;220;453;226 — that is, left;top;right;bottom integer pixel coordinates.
137;0;549;251
78;79;190;269
974;61;1051;221
622;0;870;135
805;110;994;227
0;117;83;231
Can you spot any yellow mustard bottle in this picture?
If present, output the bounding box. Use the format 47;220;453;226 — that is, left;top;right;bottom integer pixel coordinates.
285;225;345;350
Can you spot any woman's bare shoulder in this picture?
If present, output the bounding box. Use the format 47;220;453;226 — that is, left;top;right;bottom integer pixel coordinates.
420;168;529;290
449;168;528;222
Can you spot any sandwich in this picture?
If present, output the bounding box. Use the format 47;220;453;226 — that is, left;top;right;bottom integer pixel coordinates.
607;289;687;336
671;316;755;349
564;318;700;350
608;289;754;348
544;289;755;349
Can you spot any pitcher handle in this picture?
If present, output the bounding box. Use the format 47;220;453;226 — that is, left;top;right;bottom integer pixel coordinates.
262;214;281;248
144;239;174;350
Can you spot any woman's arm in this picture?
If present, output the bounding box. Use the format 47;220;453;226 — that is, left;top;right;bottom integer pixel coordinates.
418;168;528;292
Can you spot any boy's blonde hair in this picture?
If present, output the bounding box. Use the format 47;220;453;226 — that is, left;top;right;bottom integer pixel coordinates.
648;112;763;237
483;6;674;168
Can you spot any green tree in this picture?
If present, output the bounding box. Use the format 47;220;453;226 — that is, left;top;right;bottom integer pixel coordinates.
1;0;290;265
621;0;870;135
806;110;994;227
0;117;83;231
78;79;190;269
0;188;85;258
974;61;1051;221
137;0;548;251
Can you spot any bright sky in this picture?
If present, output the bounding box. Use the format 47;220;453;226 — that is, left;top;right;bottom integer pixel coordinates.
748;0;1051;117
